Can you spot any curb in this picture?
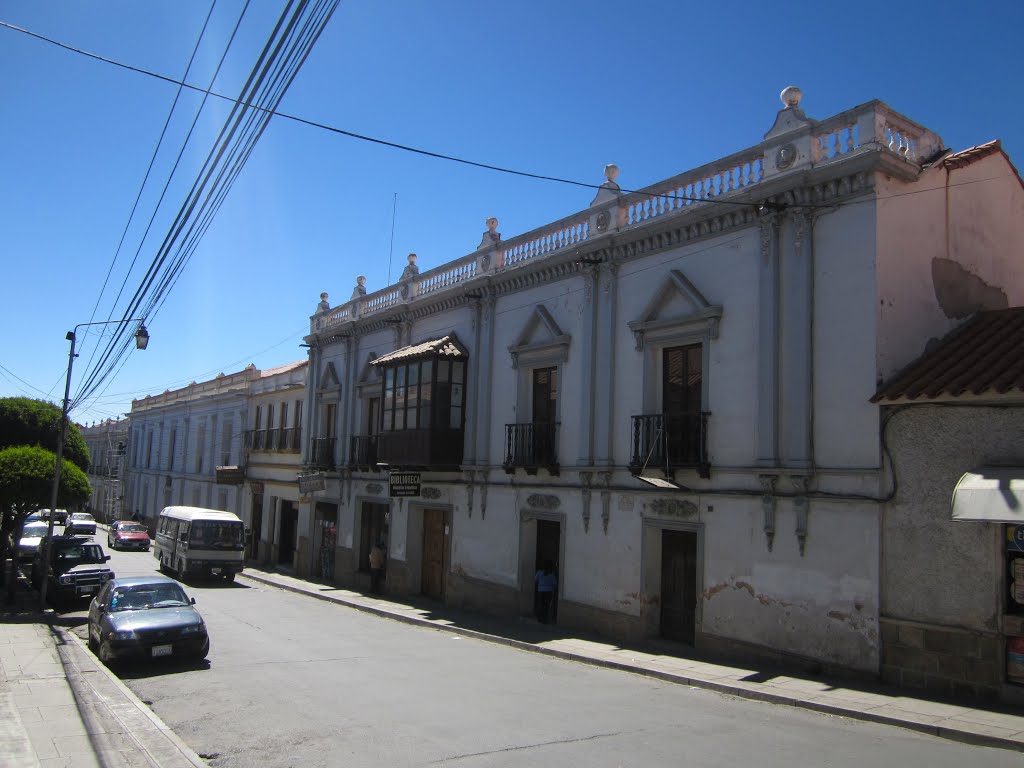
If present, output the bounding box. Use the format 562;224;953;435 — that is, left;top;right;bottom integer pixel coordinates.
239;571;1024;754
53;619;208;768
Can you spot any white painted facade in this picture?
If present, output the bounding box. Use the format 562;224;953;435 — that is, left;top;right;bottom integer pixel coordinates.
290;89;1024;676
126;368;254;528
239;361;308;571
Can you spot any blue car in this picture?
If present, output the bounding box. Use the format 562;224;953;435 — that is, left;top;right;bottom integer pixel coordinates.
87;576;209;664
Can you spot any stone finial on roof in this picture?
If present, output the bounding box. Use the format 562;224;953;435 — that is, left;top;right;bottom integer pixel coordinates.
317;292;330;313
765;85;813;140
478;217;501;249
400;253;420;281
351;275;367;300
590;163;623;206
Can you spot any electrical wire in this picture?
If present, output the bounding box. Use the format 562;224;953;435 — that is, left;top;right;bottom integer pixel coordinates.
76;0;221;377
0;18;775;210
71;0;339;412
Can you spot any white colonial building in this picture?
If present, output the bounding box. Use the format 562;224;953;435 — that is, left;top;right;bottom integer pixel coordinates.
240;360;309;570
126;368;255;527
294;87;1023;680
80;417;130;523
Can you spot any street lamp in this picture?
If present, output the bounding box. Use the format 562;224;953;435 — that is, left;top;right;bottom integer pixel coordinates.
38;319;150;610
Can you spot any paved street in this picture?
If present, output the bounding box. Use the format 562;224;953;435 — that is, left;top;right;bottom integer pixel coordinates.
39;543;1020;768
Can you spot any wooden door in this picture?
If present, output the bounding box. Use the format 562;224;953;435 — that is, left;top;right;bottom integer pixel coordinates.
422;509;447;600
660;529;697;644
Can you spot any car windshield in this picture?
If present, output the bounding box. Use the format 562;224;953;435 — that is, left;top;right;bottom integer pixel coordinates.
189;520;244;549
56;544;104;564
73;514;95;522
118;524;147;534
109;583;190;611
22;524;49;538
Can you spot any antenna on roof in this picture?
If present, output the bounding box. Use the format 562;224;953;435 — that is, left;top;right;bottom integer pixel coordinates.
386;193;398;284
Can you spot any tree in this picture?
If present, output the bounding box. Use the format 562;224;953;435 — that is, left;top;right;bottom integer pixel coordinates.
0;446;91;594
0;397;90;472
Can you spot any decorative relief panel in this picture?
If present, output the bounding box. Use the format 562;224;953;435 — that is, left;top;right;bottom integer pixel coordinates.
422;487;442;500
527;494;561;510
647;498;698;517
365;483;383;495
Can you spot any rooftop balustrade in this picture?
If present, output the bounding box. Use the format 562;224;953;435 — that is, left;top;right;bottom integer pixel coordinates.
310;98;942;336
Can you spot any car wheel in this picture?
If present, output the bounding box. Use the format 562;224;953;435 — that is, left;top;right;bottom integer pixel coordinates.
224;572;235;584
98;641;116;666
87;625;98;653
195;638;210;661
176;560;186;582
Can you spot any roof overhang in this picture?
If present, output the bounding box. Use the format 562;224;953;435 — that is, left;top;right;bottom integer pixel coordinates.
952;467;1024;522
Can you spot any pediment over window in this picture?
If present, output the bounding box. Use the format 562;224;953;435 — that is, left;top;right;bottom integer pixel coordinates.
508;305;571;370
318;361;340;392
627;270;722;350
356;353;381;396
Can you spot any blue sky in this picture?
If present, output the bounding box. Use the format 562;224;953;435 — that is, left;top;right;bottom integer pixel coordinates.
2;1;1022;425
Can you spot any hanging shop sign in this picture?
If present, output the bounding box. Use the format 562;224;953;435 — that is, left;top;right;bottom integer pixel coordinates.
298;472;326;494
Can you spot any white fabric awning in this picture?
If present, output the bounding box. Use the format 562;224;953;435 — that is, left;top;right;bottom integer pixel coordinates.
951;467;1024;522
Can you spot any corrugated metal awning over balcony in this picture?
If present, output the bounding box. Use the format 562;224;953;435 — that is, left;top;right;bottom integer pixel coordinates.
952;467;1024;522
370;335;468;366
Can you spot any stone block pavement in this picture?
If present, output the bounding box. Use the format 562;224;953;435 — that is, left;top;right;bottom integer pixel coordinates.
4;565;1024;767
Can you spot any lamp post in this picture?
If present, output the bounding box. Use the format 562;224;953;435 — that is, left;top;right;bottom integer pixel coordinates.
38;320;149;610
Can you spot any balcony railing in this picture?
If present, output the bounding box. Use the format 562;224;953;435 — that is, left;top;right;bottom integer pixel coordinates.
348;434;379;469
311;100;942;338
280;427;302;452
376;428;464;470
310;437;337;471
246;428;302;453
503;422;560;475
629;412;710;479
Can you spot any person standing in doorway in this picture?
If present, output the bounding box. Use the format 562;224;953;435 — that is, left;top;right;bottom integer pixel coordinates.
534;560;557;623
369;540;385;594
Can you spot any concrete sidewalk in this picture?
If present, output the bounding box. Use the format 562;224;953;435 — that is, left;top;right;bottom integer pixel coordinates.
242;566;1024;754
0;602;206;767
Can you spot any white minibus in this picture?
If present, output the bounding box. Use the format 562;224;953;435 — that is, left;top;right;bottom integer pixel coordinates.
153;506;245;582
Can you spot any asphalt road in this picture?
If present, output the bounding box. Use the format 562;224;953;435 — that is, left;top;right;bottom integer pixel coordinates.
49;537;1020;768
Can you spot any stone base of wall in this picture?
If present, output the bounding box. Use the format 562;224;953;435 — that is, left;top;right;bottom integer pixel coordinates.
558;599;645;645
445;571;519;617
700;632;876;683
880;617;1001;699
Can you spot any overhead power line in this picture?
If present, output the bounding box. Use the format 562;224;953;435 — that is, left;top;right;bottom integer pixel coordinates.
0;18;766;209
67;0;340;413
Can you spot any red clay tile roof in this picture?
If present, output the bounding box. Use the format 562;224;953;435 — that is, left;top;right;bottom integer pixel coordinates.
942;139;1002;170
872;307;1024;403
370;335;467;366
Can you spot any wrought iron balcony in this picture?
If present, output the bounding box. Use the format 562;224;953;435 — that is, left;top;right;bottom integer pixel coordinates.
503;422;560;475
628;412;710;478
348;434;379;469
279;427;301;452
310;436;337;471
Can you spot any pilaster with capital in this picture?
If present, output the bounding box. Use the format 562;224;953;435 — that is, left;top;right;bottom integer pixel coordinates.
790;475;811;556
759;474;778;551
580;471;593;533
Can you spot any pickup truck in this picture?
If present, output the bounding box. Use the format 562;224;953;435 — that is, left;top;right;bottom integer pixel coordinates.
32;535;115;604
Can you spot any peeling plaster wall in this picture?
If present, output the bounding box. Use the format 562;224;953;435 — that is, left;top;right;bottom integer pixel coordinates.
882;405;1024;629
876;154;1024;381
700;496;879;672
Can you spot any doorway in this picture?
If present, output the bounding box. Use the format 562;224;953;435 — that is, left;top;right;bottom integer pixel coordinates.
278;500;298;567
422;508;448;600
535;519;561;622
660;529;697;644
250;493;263;561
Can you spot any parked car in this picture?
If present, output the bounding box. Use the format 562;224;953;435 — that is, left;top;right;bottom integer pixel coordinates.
40;508;69;525
25;512;44;523
108;521;151;551
65;512;97;536
31;535;114;604
87;576;209;664
17;521;50;562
